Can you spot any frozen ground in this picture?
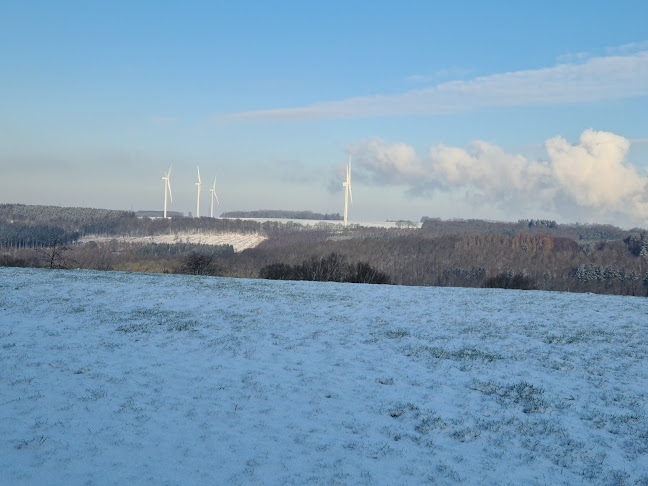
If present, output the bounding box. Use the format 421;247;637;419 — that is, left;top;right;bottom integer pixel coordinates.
1;267;647;485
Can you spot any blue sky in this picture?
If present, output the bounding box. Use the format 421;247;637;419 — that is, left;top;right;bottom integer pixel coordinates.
2;1;648;227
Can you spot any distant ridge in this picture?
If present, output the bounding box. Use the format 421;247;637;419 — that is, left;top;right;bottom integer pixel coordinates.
0;203;132;223
136;210;185;218
419;216;642;242
221;210;342;221
1;203;647;296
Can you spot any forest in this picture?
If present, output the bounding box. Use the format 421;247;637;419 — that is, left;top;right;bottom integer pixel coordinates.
1;203;647;296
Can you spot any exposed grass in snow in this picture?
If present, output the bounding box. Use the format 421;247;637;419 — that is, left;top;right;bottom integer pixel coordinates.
1;267;647;485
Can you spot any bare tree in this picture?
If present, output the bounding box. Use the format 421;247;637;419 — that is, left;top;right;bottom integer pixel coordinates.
39;237;74;269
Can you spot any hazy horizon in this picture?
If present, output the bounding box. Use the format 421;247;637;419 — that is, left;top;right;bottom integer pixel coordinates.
2;2;648;228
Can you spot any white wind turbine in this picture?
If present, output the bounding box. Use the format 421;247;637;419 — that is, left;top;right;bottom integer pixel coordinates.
162;166;173;219
210;177;219;218
342;156;353;227
195;165;202;218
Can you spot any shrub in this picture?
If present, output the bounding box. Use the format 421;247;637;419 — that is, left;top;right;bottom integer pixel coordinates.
348;262;391;284
177;251;223;276
0;254;31;267
259;253;390;285
484;272;536;290
259;262;295;280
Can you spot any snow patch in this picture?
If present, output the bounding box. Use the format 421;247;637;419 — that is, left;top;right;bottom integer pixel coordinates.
80;232;266;252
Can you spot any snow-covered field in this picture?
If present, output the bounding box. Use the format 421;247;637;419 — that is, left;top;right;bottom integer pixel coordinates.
80;232;266;252
1;268;647;485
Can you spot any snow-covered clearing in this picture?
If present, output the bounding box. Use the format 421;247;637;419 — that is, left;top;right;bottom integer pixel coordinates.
79;232;266;252
232;218;421;229
1;267;647;485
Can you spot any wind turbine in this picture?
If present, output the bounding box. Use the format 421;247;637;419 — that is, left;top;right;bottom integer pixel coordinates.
162;166;173;219
195;165;202;218
342;157;353;227
210;177;219;218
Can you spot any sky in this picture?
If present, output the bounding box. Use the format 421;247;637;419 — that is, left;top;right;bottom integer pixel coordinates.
1;1;648;227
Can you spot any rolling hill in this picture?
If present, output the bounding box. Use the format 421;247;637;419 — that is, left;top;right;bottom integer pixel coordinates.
1;268;647;484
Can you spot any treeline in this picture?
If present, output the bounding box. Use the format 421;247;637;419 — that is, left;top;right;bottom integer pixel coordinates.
221;209;343;220
228;230;648;296
0;222;80;249
573;264;646;295
0;204;325;249
2;204;648;297
260;253;390;284
135;210;185;218
420;217;635;242
0;204;132;226
0;204;138;247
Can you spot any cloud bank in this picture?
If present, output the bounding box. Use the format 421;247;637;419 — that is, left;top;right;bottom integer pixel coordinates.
224;50;648;121
345;130;648;226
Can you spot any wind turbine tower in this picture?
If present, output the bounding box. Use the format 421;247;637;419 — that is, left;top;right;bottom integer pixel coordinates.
210;177;219;218
162;166;173;219
342;157;353;227
195;165;202;218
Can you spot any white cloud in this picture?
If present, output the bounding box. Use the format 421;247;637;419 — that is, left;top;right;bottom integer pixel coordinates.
555;51;590;64
345;138;426;185
346;130;648;226
429;141;546;195
223;50;648;121
605;40;648;56
546;130;645;211
405;67;473;84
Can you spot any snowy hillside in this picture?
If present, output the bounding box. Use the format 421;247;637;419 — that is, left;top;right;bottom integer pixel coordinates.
1;268;647;485
79;231;266;252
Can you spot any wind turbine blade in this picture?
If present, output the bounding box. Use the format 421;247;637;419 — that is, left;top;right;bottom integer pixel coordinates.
349;184;353;204
168;180;173;203
197;165;201;184
168;165;172;178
